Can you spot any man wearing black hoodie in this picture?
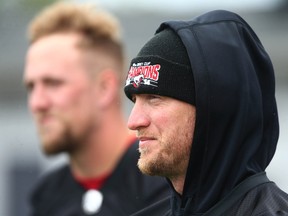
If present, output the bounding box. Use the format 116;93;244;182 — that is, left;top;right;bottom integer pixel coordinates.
124;10;288;215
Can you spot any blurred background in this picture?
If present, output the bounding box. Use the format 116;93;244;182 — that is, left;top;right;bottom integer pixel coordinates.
0;0;287;215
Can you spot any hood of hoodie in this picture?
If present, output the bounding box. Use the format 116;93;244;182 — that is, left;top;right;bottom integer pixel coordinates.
155;10;279;214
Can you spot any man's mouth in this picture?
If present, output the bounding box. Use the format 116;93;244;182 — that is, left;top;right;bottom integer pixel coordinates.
138;136;156;147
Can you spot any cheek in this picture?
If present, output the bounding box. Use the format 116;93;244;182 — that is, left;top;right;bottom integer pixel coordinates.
61;91;97;134
159;111;184;130
59;85;91;109
163;111;194;143
51;88;95;129
72;88;100;120
155;113;179;142
153;112;172;127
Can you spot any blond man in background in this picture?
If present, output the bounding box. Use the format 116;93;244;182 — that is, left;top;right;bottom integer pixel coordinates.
23;2;169;215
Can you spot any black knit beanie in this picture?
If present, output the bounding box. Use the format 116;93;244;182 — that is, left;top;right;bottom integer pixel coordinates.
124;28;195;105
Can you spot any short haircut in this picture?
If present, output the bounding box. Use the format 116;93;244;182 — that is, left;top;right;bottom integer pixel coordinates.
28;2;124;80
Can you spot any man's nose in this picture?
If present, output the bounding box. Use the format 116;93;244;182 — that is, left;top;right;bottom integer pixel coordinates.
29;85;50;113
127;101;150;131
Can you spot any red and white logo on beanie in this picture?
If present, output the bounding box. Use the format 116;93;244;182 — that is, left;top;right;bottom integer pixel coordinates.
125;61;160;88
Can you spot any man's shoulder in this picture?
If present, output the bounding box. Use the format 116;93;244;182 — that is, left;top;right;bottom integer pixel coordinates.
36;164;70;186
130;196;171;216
252;182;288;213
29;164;85;215
31;164;74;199
222;181;288;216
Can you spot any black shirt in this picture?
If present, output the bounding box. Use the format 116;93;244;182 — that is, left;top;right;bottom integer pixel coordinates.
29;141;170;216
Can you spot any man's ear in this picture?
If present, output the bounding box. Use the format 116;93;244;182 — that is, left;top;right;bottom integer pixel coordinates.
95;69;119;109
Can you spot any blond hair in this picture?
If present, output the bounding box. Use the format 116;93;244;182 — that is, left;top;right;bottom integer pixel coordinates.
28;2;124;78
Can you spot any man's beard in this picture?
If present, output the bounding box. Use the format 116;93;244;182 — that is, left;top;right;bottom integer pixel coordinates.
137;137;191;179
40;126;79;155
42;130;75;155
38;113;98;156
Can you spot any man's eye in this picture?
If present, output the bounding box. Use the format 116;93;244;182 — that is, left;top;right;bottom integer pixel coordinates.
131;95;136;103
148;95;161;101
45;79;64;87
25;82;34;93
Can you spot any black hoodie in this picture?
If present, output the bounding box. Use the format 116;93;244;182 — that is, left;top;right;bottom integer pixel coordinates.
130;10;288;216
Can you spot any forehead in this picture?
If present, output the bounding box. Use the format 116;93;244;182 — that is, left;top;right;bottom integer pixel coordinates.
24;33;85;80
29;33;81;55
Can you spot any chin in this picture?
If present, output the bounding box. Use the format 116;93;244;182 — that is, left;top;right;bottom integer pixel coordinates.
41;138;66;155
42;145;62;155
137;157;159;176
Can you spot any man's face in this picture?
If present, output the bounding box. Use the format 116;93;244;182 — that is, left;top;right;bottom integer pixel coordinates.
24;33;100;155
127;94;196;178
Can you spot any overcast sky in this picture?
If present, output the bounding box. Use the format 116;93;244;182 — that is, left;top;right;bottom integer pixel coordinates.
73;0;281;13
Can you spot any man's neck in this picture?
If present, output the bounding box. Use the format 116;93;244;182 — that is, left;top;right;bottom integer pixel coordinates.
170;176;186;195
69;112;134;179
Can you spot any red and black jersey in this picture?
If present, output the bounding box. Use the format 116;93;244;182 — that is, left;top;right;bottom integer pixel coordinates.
29;140;170;216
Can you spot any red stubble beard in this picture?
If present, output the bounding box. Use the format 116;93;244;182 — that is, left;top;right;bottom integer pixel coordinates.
137;131;191;179
35;113;75;155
